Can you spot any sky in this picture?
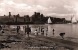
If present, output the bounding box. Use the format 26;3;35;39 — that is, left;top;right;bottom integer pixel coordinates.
0;0;78;20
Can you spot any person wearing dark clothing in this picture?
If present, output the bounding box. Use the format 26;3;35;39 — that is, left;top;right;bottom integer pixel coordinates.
25;26;26;33
46;28;48;36
0;25;3;35
41;27;44;32
41;28;43;32
0;29;4;36
0;25;2;31
41;31;44;36
59;33;65;39
1;30;4;33
17;26;20;33
46;33;48;37
53;29;55;36
26;25;31;37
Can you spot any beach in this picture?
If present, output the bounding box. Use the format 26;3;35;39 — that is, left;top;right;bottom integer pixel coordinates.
0;25;78;50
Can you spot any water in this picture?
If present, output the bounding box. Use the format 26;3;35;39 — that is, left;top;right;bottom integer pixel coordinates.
10;24;78;38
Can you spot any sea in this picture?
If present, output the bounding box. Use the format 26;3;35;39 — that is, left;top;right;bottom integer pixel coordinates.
9;24;78;38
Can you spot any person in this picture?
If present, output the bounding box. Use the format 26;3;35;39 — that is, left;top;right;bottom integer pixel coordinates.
34;29;38;36
0;25;2;31
16;26;20;33
46;28;48;36
46;33;48;37
41;31;44;36
24;26;26;33
41;27;44;32
59;33;65;39
1;29;4;33
26;25;31;37
52;29;55;36
24;26;27;37
0;29;4;35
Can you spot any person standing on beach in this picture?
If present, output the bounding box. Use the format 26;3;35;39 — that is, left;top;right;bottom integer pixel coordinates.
41;27;44;32
59;33;65;39
25;26;26;33
44;28;48;36
26;25;31;37
52;29;55;36
34;29;38;36
24;26;27;37
46;29;48;36
17;26;20;34
45;27;48;36
41;31;44;36
0;25;2;31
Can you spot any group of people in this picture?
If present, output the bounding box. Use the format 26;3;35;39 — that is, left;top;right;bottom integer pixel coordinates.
34;27;65;39
0;25;55;37
16;25;31;37
34;27;46;36
34;27;55;37
0;25;65;39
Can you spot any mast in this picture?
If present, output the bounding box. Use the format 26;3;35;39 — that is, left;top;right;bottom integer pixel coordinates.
71;15;73;23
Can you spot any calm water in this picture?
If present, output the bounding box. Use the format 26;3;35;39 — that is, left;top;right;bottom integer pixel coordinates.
10;24;78;38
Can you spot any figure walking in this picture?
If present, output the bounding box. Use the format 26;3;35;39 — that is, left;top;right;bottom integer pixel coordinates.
41;31;44;36
53;29;55;36
24;26;27;37
59;33;65;39
16;26;20;34
46;33;48;37
26;25;31;38
0;25;2;31
25;26;26;33
45;28;48;36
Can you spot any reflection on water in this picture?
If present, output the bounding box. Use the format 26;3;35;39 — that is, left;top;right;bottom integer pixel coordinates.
10;24;78;38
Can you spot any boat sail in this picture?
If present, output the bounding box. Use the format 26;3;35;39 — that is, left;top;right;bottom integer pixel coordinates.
71;16;77;24
48;17;52;24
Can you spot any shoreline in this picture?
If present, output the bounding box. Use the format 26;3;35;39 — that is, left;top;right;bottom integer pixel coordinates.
0;25;78;50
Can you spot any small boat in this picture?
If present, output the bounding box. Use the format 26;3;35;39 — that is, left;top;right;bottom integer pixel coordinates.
48;17;52;24
71;16;77;24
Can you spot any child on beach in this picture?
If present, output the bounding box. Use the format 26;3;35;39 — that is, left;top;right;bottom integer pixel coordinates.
1;30;4;33
34;29;38;36
59;33;65;39
41;31;44;36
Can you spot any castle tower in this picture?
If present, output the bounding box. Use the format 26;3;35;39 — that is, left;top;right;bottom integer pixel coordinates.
9;12;11;18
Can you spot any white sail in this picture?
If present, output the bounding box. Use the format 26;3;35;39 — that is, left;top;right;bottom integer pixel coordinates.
48;17;52;24
72;17;77;23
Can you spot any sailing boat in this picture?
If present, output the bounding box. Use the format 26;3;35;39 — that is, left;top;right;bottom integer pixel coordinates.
48;17;52;24
71;16;77;24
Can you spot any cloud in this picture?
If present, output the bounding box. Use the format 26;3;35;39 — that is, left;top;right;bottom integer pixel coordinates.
64;5;73;11
0;0;78;20
0;0;56;16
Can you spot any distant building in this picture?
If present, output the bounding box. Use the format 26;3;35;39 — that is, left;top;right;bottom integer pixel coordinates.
24;15;30;22
0;12;67;24
13;14;24;22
